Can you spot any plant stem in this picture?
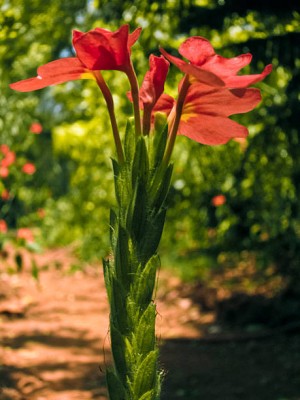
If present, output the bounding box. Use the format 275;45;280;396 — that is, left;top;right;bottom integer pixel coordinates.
163;74;190;166
126;63;142;137
104;127;172;400
94;71;125;164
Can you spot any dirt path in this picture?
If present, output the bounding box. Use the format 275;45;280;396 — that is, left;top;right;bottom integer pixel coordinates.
1;248;300;400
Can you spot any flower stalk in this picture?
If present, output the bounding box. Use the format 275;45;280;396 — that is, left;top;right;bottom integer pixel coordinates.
104;122;172;400
126;64;142;137
94;71;125;164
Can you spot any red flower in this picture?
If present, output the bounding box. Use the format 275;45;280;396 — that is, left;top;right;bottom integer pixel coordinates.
30;122;43;134
16;228;34;242
0;144;10;155
1;189;10;200
211;194;226;207
139;55;170;110
0;166;9;178
0;219;8;233
127;55;170;134
22;163;36;175
160;36;272;88
10;25;141;92
155;84;262;145
1;151;16;167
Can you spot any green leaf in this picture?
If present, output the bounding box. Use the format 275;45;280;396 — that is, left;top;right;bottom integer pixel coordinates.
150;164;173;210
112;158;121;205
132;136;149;187
130;178;148;244
110;208;118;249
134;304;156;356
115;226;131;287
111;278;128;333
133;255;159;308
106;369;127;400
132;350;158;399
102;258;112;301
124;119;135;163
138;389;156;400
139;208;167;261
110;324;128;382
152;123;168;169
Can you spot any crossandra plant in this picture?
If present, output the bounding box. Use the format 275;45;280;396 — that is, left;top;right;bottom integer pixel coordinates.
10;25;272;400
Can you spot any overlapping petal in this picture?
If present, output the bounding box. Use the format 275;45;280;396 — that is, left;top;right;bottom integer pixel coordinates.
9;58;93;92
139;55;170;108
160;48;225;87
73;25;141;71
179;85;262;144
161;36;272;89
154;83;262;145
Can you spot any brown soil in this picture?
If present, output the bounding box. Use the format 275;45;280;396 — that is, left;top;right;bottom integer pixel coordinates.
0;247;300;400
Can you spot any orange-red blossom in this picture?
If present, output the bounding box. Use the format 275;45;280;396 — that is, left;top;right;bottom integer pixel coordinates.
10;27;272;164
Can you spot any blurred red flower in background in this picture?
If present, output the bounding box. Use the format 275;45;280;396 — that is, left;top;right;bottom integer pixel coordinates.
0;144;10;155
0;219;8;233
1;151;16;167
30;122;43;134
211;194;226;207
22;163;36;175
16;227;34;242
1;189;10;200
0;166;9;178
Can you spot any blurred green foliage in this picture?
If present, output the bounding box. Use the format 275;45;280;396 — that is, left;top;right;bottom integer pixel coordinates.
1;0;300;292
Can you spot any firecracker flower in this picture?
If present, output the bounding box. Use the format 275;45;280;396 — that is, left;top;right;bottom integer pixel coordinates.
10;24;143;163
160;36;272;88
9;24;141;92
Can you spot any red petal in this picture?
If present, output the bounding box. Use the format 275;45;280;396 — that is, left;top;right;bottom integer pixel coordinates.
184;85;262;117
128;27;142;47
140;55;169;107
74;25;130;71
10;58;90;92
179;114;248;145
160;48;224;87
72;29;85;43
203;53;252;77
153;94;175;115
179;36;215;65
224;64;273;88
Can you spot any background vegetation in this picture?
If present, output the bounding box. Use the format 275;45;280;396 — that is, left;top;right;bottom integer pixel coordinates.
1;0;300;301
